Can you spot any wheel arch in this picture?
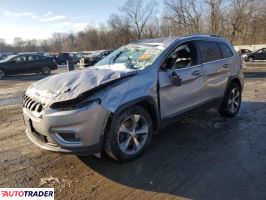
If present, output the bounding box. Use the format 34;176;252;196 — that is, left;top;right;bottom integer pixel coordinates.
105;97;160;136
222;76;243;103
228;77;242;90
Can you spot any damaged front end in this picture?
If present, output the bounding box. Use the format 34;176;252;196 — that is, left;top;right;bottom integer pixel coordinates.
22;67;137;155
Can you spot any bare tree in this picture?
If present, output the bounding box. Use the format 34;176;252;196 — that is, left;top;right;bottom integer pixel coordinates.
226;0;254;43
120;0;157;39
1;0;266;53
164;0;203;35
13;37;25;51
108;14;133;47
205;0;224;34
142;16;161;38
50;33;65;52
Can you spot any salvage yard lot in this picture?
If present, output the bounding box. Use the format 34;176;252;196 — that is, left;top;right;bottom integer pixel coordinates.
1;64;266;199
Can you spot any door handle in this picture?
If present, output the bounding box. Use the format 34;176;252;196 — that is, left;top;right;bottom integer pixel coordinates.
191;70;201;76
223;64;230;68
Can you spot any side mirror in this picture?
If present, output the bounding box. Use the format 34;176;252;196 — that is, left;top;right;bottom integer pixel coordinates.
170;70;182;86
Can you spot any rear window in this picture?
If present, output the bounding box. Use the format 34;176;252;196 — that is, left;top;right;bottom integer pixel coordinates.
219;42;233;58
199;41;222;63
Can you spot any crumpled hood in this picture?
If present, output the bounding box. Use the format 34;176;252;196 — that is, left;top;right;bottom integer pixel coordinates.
26;66;137;105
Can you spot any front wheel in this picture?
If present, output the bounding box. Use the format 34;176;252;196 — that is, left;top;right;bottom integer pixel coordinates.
219;83;241;118
105;105;153;162
0;69;6;79
41;66;51;75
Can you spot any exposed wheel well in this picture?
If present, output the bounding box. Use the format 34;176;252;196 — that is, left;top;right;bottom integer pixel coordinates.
230;78;242;90
135;101;158;131
105;100;159;138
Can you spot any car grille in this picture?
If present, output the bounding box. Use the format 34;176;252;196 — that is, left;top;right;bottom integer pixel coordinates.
22;93;44;113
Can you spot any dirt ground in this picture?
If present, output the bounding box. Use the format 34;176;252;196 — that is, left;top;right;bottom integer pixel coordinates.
0;65;266;200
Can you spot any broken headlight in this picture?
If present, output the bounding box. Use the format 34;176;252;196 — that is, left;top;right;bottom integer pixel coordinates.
50;98;101;111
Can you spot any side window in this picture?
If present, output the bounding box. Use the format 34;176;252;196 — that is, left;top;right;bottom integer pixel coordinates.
162;41;197;70
219;42;233;58
263;49;266;53
15;56;27;63
28;55;35;61
199;41;222;63
257;49;263;54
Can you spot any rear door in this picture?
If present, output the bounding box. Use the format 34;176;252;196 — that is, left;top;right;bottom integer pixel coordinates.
159;41;205;119
27;55;39;72
198;40;231;100
28;55;47;72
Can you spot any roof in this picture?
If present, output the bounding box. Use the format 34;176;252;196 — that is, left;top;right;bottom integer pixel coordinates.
134;37;178;48
134;34;227;48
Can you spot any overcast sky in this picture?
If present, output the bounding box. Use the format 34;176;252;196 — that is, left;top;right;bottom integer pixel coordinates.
0;0;161;44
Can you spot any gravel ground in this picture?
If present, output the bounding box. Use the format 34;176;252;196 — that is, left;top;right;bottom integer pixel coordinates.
0;65;266;200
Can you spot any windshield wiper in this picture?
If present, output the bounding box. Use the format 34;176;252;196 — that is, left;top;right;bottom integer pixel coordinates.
109;51;122;64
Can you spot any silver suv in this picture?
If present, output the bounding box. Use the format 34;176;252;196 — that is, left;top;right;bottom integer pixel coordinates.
22;35;244;161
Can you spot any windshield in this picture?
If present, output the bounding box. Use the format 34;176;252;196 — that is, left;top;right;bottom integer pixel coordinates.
95;44;164;70
0;55;7;61
0;55;17;62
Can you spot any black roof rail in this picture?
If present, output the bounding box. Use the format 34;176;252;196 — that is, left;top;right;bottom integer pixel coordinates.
182;34;224;39
209;34;223;38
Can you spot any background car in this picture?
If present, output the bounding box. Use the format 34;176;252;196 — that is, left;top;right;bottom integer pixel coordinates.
77;52;92;59
237;48;252;60
245;48;266;62
54;53;79;65
237;48;252;55
80;49;113;67
0;54;57;79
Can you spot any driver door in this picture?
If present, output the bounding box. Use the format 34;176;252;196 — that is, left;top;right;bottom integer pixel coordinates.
159;41;205;119
8;55;28;75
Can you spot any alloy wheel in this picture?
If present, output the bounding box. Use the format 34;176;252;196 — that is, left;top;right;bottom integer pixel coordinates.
228;88;240;113
118;114;149;155
42;66;51;75
0;70;6;79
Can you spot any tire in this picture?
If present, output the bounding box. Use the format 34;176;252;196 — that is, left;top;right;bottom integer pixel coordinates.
0;69;6;79
247;57;254;62
41;66;51;75
105;105;153;162
219;83;241;118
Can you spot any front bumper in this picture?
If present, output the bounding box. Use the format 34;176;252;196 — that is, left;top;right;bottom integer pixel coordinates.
23;102;110;155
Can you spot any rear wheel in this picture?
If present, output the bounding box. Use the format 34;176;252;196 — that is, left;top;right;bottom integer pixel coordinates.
219;83;241;117
105;105;153;162
0;69;6;79
41;66;51;75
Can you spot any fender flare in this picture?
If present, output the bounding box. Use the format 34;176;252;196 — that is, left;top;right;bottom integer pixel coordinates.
110;96;160;131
